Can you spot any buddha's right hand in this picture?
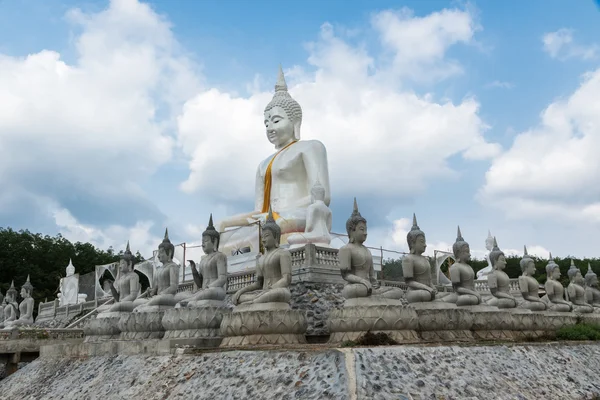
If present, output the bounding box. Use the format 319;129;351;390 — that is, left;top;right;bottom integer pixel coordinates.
362;280;372;296
232;291;241;305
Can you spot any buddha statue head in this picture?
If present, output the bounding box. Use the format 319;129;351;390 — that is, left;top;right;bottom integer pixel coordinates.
545;253;561;280
264;65;303;148
406;213;426;255
567;260;584;285
489;237;506;271
346;198;367;244
21;275;33;298
452;226;470;263
120;241;135;272
202;214;220;254
66;259;75;277
261;206;281;250
485;230;494;252
520;245;536;275
585;263;598;288
6;281;17;302
158;228;175;264
311;179;326;203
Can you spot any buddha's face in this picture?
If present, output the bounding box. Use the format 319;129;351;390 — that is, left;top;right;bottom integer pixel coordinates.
264;106;295;148
351;221;367;244
526;261;536;276
119;259;129;272
574;271;584;285
552;267;561;279
589;276;599;287
485;237;494;251
413;235;427;255
158;247;171;264
261;229;277;250
202;235;215;254
20;288;28;298
311;186;325;203
458;245;471;263
496;255;507;270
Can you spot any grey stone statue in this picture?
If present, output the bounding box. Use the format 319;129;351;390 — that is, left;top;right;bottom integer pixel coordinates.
402;214;437;303
443;227;481;306
134;229;179;311
4;276;35;328
584;264;600;308
287;179;333;247
0;291;4;323
178;214;228;307
517;246;546;311
338;198;403;300
105;241;141;312
486;237;517;308
232;207;292;306
566;260;593;313
0;282;19;327
542;253;572;312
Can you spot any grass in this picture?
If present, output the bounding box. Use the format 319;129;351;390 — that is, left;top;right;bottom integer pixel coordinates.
556;322;600;341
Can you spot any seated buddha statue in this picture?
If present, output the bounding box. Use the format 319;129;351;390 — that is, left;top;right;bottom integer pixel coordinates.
566;260;593;313
443;227;481;306
217;66;331;254
5;276;35;328
542;254;572;312
287;180;332;248
133;229;179;312
0;282;18;328
486;237;517;308
402;214;437;303
339;199;404;301
517;246;546;311
584;264;600;309
231;207;292;307
177;214;228;308
103;241;141;313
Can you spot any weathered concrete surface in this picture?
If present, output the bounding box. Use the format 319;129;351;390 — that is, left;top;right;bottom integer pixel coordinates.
2;343;600;399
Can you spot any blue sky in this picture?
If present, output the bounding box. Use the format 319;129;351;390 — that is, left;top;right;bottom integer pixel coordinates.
1;0;600;261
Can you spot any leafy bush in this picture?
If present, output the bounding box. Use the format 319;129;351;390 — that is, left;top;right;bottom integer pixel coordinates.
556;323;600;341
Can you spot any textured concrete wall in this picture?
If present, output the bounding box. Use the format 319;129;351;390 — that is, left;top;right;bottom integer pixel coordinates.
2;343;600;399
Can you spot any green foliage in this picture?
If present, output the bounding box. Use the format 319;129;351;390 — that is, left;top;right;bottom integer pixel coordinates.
0;227;145;316
556;322;600;341
381;257;403;280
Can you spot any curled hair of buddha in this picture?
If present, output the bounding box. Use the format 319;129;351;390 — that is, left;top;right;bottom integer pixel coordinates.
6;280;17;298
585;263;597;286
519;245;534;272
158;228;175;258
264;65;303;140
22;275;34;295
567;259;580;279
545;252;560;276
262;206;281;246
452;226;468;258
489;237;505;269
406;213;425;253
121;240;135;266
346;198;367;242
202;213;220;250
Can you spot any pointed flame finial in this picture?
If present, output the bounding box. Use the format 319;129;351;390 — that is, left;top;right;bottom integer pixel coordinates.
487;229;492;238
549;251;552;260
164;228;169;241
571;259;575;267
275;64;288;92
456;226;463;241
492;236;499;251
266;205;275;223
126;241;131;253
523;245;528;256
208;213;214;228
412;213;419;230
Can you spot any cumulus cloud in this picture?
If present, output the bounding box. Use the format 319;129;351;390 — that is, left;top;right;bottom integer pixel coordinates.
542;28;598;61
178;6;499;213
480;68;600;224
0;0;200;231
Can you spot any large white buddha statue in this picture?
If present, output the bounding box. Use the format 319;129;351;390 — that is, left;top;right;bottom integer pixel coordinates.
217;66;331;254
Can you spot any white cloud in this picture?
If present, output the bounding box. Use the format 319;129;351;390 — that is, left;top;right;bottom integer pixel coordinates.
178;8;498;207
485;80;514;89
480;68;600;224
542;28;598;61
0;0;200;226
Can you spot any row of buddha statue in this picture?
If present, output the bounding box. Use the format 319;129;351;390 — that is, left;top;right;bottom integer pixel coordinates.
0;276;35;329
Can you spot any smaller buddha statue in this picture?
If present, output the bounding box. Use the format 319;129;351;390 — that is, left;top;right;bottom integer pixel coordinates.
5;276;35;328
287;180;332;248
476;230;495;279
338;199;404;300
443;227;481;306
104;241;141;313
486;237;517;308
402;214;437;303
0;291;4;323
584;263;600;309
542;253;572;312
566;260;593;313
517;246;546;311
231;207;292;307
178;214;228;307
0;282;18;328
133;228;179;311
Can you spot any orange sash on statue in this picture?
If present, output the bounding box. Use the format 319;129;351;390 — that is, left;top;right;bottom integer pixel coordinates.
262;140;297;219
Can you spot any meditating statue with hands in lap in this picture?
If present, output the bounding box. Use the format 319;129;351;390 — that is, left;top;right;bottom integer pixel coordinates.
443;227;481;306
402;214;437;303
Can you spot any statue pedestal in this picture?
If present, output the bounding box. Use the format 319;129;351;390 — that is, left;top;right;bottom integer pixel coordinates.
83;311;127;342
220;303;308;347
413;302;474;341
327;297;420;344
290;244;344;285
540;312;578;332
463;305;514;340
162;306;230;348
118;307;172;340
